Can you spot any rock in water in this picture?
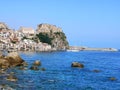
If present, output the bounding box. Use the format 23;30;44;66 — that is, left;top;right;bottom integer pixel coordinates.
0;84;15;90
18;66;28;70
30;66;39;70
6;75;17;82
33;60;41;66
0;59;10;69
71;62;84;68
0;52;24;69
40;68;46;71
6;52;24;66
21;62;28;67
93;69;101;73
109;77;117;81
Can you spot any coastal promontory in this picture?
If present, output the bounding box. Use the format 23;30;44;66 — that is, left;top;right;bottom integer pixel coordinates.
0;22;69;51
36;24;69;50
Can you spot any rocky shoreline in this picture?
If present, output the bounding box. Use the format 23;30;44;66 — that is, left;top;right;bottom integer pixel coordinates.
0;52;24;70
0;51;46;89
0;52;24;89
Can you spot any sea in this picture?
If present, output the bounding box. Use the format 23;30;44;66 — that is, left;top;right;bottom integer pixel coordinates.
0;51;120;90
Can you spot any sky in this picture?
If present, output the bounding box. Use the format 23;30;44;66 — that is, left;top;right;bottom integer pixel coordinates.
0;0;120;48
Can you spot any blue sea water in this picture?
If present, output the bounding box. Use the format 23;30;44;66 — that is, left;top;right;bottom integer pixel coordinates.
0;51;120;90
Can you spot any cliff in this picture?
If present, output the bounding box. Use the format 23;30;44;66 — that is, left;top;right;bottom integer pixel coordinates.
36;23;62;33
0;22;9;30
36;23;69;50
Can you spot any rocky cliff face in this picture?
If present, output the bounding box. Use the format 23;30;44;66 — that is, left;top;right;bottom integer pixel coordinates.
0;52;24;69
36;23;69;50
36;23;62;33
0;22;9;30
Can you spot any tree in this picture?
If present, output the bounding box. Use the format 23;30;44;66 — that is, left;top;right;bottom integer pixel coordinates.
36;33;53;45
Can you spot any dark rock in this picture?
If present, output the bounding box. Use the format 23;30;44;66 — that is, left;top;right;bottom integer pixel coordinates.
21;62;28;67
0;84;15;90
6;52;24;66
40;68;46;71
93;69;101;73
0;52;25;70
18;66;27;70
0;69;6;74
0;59;10;69
71;62;84;68
30;66;39;70
6;72;17;82
33;60;41;66
109;77;117;81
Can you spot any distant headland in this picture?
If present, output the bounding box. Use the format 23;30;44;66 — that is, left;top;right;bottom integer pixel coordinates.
67;46;118;52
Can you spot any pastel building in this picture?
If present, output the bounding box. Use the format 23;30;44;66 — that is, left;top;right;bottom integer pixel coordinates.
19;27;35;38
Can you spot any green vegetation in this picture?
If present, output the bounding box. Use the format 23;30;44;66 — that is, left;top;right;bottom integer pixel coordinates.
36;33;53;45
36;31;69;48
11;41;16;44
31;37;39;43
21;36;29;40
54;32;66;41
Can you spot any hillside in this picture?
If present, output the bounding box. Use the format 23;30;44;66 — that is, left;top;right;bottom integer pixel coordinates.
0;22;9;30
36;24;69;50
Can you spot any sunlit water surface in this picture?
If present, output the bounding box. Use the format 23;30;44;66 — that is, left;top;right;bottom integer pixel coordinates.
0;51;120;90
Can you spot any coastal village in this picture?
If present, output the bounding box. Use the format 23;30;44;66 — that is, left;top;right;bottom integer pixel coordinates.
0;22;118;52
0;22;119;89
0;22;68;52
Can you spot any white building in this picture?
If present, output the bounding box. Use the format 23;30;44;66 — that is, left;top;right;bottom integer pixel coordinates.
19;27;35;38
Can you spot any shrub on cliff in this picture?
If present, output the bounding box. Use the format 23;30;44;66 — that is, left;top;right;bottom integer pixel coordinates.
36;31;69;49
54;32;66;41
36;33;53;45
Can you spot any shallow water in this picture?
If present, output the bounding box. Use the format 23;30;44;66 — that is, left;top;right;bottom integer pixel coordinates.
1;51;120;90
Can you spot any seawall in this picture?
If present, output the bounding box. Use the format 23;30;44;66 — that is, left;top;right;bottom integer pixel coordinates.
68;46;118;52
